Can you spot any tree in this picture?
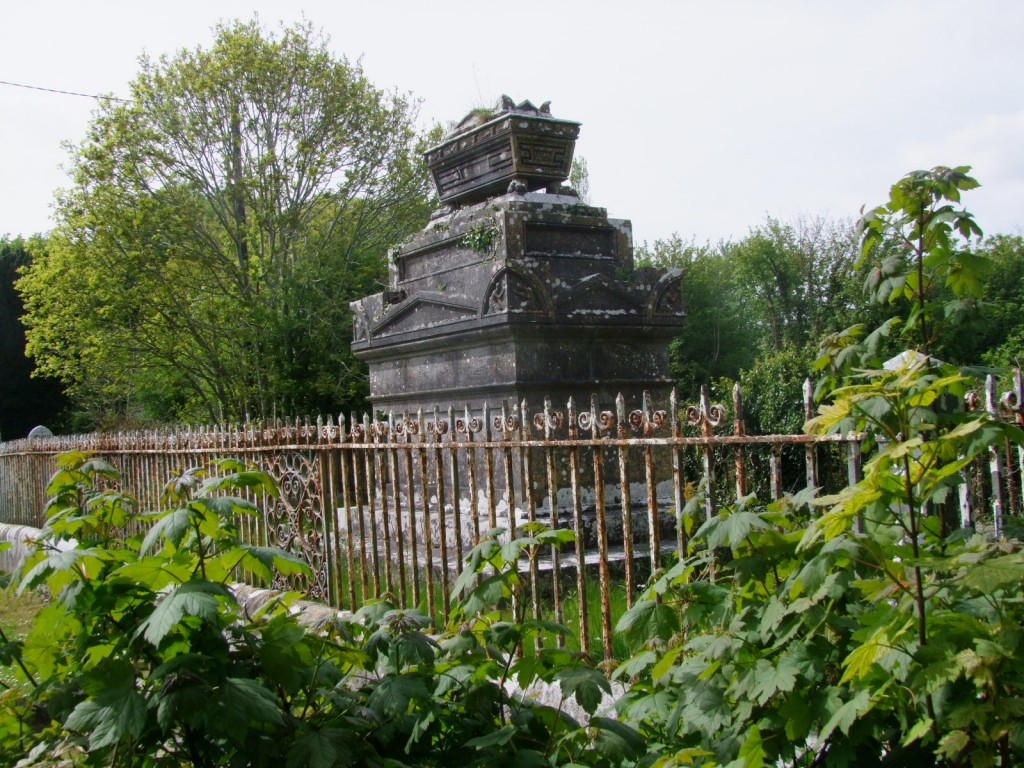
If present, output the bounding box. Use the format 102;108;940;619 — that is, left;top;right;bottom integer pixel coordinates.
638;235;758;396
0;236;69;438
18;20;434;426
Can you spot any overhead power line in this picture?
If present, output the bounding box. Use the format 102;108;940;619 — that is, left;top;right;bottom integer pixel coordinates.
0;79;128;103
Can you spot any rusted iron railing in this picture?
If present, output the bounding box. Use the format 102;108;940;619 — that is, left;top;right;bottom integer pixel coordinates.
1;374;1022;660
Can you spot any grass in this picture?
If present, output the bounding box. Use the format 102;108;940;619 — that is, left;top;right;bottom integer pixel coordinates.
329;552;642;661
0;575;47;690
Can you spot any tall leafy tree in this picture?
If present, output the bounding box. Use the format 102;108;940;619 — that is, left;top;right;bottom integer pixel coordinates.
18;20;434;426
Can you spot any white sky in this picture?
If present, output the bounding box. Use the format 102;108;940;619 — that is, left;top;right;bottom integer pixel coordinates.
1;0;1022;247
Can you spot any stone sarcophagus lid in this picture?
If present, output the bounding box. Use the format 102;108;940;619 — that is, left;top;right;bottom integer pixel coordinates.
425;96;580;207
350;97;685;417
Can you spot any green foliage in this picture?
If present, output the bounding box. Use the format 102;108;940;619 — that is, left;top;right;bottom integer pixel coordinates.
17;19;434;427
614;169;1024;766
0;456;639;767
569;156;590;203
461;222;499;255
855;165;983;360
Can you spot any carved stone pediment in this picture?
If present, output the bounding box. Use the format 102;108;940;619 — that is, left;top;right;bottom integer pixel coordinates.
370;293;478;338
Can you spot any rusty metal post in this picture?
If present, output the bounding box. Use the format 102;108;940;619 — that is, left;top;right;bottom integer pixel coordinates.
986;376;1006;537
447;405;463;568
541;396;564;648
804;379;819;490
639;391;661;575
387;412;407;605
566;397;589;655
671;389;686;558
351;413;370;602
416;409;435;619
733;383;747;499
399;411;420;608
373;419;394;595
430;407;450;622
520;399;542;646
615;393;635;607
589;394;614;663
461;405;481;546
483;402;498;531
338;415;357;612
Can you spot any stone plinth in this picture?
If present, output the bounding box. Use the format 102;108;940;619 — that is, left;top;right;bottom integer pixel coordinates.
350;191;685;417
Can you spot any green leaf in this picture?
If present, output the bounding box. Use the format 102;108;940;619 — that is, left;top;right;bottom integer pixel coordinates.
65;660;147;750
725;724;765;768
819;689;872;742
555;665;610;716
215;676;284;732
367;675;429;717
960;551;1024;593
138;579;233;645
745;658;798;706
287;727;352;768
902;716;934;747
937;729;970;760
111;556;189;590
457;571;511;616
465;724;517;749
615;599;680;649
590;717;646;762
140;507;192;555
694;509;769;550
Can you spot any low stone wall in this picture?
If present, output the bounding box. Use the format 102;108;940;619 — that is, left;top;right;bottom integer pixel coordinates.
0;523;44;574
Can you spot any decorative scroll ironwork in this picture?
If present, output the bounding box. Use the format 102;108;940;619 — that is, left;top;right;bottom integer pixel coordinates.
578;410;615;433
628;408;667;435
455;415;483;434
685;398;726;430
264;451;330;600
533;408;565;432
493;414;520;432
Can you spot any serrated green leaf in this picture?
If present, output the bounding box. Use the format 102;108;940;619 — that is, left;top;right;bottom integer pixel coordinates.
819;689;872;742
138;579;232;645
65;660;147;750
465;724;517;748
140;507;192;555
961;552;1024;593
555;665;610;716
367;675;429;717
615;599;679;649
286;727;350;768
590;717;645;762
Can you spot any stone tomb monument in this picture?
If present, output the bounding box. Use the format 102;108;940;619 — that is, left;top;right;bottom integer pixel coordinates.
350;97;686;417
